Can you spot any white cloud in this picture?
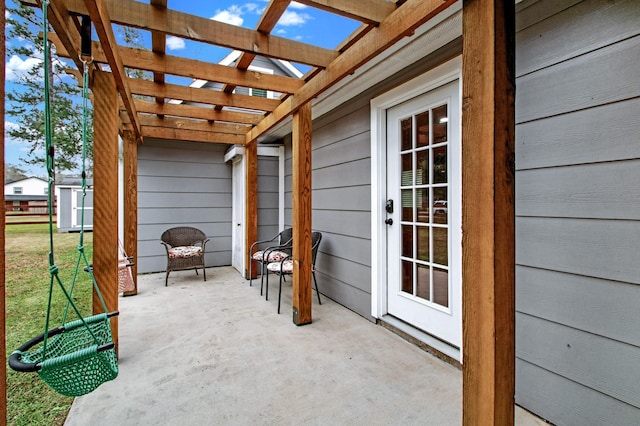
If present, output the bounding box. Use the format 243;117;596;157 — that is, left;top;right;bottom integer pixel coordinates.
5;55;42;81
244;3;259;13
5;121;20;134
5;10;11;19
289;2;308;9
212;6;244;26
166;36;185;50
278;10;311;26
212;3;263;26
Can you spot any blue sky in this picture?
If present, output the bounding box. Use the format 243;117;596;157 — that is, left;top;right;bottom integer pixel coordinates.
4;0;360;177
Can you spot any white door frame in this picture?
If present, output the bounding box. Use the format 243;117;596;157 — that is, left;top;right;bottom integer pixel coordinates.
231;156;246;273
370;57;462;356
225;145;285;275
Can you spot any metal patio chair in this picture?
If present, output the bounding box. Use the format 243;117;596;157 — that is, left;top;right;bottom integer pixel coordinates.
248;228;293;295
266;231;322;314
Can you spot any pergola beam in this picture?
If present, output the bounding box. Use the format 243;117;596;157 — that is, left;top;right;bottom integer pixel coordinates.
247;0;457;142
219;0;293;102
149;0;166;104
46;0;84;70
133;99;264;125
140;127;246;145
128;79;281;112
461;0;516;424
294;0;396;25
122;130;138;296
291;102;313;325
91;68;120;349
24;0;339;67
49;34;304;94
0;1;6;419
84;0;142;140
129;114;252;135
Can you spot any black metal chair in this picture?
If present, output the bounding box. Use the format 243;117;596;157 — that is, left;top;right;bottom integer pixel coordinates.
160;227;209;286
266;231;322;314
248;228;293;295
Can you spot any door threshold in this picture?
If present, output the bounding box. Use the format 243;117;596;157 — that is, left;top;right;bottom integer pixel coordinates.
380;315;461;368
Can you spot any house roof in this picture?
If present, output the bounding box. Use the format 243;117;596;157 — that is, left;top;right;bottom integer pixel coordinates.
22;0;454;146
57;177;94;187
4;176;47;186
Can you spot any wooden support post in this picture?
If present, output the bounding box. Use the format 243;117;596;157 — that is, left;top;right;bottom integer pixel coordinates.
291;102;313;325
245;139;258;279
0;1;7;420
461;0;516;424
123;130;138;296
91;69;120;349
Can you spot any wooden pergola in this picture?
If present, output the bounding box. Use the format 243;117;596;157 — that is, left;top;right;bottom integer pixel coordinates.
2;0;515;423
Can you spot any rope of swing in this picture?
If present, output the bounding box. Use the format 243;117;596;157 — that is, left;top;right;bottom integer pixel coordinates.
41;1;110;355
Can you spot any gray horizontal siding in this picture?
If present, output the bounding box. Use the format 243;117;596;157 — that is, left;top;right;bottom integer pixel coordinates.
137;139;232;274
516;266;640;347
514;0;640;423
516;0;640;77
516;359;640;426
516;160;640;220
515;97;640;170
517;312;640;408
516;35;640;123
516;217;640;285
256;156;280;243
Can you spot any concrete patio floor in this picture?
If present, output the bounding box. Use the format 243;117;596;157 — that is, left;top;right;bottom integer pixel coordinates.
65;266;545;425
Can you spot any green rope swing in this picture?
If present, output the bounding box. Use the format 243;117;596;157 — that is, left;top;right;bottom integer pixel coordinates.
8;1;118;397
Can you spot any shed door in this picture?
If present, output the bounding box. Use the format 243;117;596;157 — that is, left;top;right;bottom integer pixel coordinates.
385;80;462;349
71;188;93;229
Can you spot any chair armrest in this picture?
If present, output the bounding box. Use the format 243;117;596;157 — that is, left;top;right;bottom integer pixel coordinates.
262;239;293;261
279;254;293;273
161;241;172;253
249;234;281;255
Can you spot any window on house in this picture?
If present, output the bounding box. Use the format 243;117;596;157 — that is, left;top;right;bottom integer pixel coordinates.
13;187;22;194
234;86;270;99
251;88;267;98
12;201;20;206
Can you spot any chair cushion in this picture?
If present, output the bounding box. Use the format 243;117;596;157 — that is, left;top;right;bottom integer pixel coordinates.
252;250;289;263
267;259;294;274
168;246;203;259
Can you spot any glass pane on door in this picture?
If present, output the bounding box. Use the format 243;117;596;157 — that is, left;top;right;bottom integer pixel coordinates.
397;103;450;308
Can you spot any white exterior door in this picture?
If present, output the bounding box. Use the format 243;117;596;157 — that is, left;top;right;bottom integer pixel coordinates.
231;157;245;274
385;79;462;349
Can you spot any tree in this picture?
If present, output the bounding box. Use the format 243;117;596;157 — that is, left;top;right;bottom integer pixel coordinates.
4;164;28;182
6;2;92;174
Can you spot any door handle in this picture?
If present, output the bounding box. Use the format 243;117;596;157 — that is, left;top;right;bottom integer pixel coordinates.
385;218;393;225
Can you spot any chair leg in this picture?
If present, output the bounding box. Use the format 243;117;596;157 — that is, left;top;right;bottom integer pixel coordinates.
249;257;253;286
260;262;265;296
277;273;284;314
203;263;207;281
195;268;199;276
313;271;322;305
265;267;270;301
165;270;170;286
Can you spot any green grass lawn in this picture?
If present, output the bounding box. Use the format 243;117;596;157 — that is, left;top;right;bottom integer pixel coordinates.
6;223;93;425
